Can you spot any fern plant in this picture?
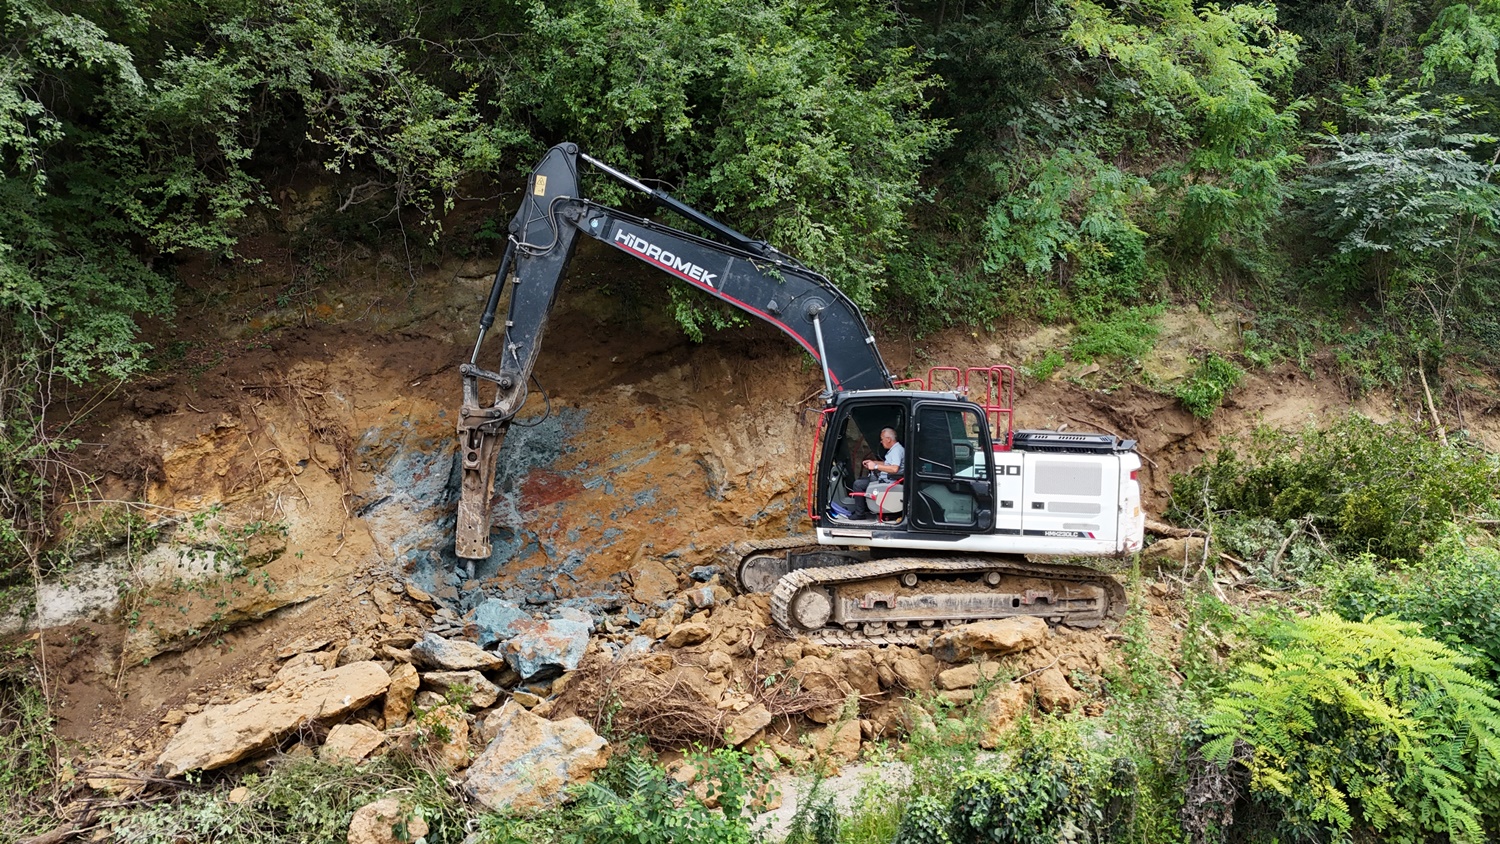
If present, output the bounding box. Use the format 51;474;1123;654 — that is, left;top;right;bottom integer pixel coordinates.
1202;614;1500;843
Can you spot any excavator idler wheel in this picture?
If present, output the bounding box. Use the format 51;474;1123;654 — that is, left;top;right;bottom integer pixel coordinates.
790;589;833;630
900;572;918;588
739;555;791;594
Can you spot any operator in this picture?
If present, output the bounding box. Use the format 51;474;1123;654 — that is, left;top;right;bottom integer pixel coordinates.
847;427;904;519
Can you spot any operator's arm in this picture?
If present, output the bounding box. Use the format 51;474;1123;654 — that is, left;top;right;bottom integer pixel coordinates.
864;442;904;475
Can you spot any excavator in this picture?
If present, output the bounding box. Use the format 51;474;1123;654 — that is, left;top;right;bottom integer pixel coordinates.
456;143;1145;645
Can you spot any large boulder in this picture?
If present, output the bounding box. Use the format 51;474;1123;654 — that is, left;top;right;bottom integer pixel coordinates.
466;702;609;813
630;559;678;604
503;617;590;679
931;617;1049;662
474;598;531;648
411;633;506;671
155;662;391;777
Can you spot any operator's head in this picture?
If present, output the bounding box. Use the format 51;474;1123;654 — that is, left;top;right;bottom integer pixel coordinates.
880;427;897;448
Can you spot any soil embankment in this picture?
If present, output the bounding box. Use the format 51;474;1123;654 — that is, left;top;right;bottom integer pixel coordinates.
18;231;1500;786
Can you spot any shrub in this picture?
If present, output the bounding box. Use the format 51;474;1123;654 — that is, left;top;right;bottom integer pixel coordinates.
526;748;764;844
1324;532;1500;682
106;755;468;844
1203;614;1500;843
893;741;1104;844
1174;353;1244;418
1168;415;1498;561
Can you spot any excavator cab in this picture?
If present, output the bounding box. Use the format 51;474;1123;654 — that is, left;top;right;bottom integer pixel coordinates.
815;391;995;533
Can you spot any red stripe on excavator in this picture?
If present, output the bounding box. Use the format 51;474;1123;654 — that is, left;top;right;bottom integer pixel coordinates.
612;242;844;390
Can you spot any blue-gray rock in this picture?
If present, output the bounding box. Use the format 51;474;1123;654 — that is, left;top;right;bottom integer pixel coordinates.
554;606;595;632
473;598;530;648
625;608;643;625
690;565;719;582
503;618;590;679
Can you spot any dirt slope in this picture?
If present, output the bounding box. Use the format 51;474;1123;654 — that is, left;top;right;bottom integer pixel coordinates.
19;228;1500;775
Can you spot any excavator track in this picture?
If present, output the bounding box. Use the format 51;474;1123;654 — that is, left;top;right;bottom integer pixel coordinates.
767;556;1126;647
721;534;829;594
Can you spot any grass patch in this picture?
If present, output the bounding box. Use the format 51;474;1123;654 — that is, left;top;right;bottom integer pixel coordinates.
1069;305;1164;364
0;647;65;839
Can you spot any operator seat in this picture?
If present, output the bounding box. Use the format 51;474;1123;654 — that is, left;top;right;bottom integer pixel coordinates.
864;480;904;517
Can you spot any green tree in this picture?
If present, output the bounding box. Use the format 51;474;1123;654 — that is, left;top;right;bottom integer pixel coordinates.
1299;81;1500;349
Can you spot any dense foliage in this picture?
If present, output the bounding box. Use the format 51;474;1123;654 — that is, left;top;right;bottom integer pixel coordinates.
1204;614;1500;843
1168;415;1498;562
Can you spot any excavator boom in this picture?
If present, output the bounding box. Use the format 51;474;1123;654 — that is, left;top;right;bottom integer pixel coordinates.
457;143;891;559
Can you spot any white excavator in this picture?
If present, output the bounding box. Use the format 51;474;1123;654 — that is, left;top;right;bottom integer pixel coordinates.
456;143;1144;644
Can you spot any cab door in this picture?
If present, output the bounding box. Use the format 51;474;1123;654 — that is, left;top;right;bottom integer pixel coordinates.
908;403;994;533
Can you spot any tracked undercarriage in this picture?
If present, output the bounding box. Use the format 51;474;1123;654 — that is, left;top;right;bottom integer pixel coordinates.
727;536;1127;646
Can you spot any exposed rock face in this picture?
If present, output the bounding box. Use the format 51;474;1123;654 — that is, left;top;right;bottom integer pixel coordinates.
383;663;420;728
503;617;590;679
348;797;429;844
321;723;385;764
155;661;391;777
421;670;501;709
931;617;1049;662
411;632;506;671
466;702;609;813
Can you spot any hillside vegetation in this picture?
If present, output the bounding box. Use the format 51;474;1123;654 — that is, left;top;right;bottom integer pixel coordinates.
3;0;1500;842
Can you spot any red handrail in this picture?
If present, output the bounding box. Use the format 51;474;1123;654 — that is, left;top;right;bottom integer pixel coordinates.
806;407;836;522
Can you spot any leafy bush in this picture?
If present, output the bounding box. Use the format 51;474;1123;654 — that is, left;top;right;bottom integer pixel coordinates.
481;748;766;844
1324;532;1500;681
1168;415;1498;561
894;736;1107;844
1203;614;1500;843
1297;82;1500;350
1174;353;1245;418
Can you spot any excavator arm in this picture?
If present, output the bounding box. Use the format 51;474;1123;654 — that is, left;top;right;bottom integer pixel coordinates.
456;143;894;560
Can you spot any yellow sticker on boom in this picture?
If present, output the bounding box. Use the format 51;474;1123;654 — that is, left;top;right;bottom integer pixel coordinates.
533;175;548;196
